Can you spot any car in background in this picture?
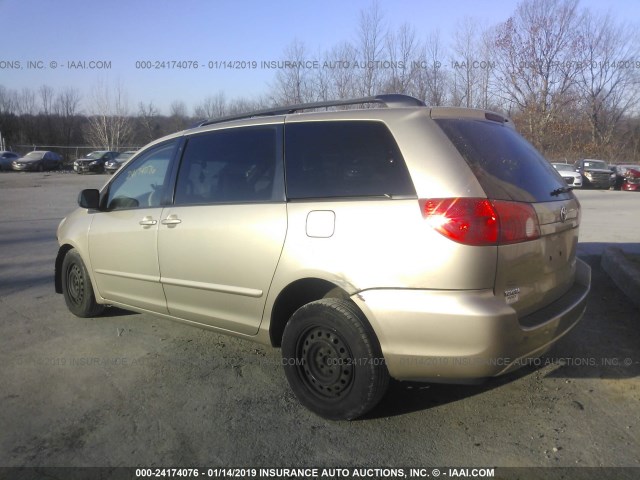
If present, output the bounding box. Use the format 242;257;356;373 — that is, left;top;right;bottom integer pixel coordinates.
0;151;19;171
610;164;640;191
105;151;137;174
551;163;582;188
622;168;640;191
574;159;611;189
12;151;63;172
74;151;120;174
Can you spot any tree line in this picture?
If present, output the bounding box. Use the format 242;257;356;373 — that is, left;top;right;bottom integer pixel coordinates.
1;0;638;163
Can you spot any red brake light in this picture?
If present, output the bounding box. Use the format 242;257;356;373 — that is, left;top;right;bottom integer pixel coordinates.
492;200;540;244
420;198;540;246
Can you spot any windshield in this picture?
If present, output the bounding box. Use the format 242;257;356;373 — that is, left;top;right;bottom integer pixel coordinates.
25;152;45;159
583;160;607;169
553;164;573;172
85;151;106;159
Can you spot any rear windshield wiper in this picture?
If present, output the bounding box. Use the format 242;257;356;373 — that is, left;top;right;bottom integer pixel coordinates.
550;186;572;196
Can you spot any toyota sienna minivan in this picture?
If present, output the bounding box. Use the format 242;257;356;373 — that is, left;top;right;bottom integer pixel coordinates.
56;94;591;420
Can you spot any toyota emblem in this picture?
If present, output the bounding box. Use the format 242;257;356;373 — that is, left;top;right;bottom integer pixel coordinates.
560;206;568;223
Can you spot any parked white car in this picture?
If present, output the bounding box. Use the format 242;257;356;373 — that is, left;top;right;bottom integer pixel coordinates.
552;163;582;188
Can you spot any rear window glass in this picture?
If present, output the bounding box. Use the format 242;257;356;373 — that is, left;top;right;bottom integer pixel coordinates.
435;119;571;202
285;121;415;199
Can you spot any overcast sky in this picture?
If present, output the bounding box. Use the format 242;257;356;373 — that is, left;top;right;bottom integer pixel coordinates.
2;0;638;114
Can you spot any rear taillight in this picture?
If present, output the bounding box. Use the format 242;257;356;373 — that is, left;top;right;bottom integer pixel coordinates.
420;198;540;246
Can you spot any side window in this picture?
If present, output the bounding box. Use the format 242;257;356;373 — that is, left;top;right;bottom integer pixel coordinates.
285;121;415;199
106;141;176;210
174;125;282;205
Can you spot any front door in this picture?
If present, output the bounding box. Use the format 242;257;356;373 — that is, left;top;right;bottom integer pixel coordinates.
88;141;178;313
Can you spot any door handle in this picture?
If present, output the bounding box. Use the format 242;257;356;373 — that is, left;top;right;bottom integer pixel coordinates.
161;215;182;226
139;216;157;227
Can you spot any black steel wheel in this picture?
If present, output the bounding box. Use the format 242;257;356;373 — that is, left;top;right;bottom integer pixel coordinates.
61;249;104;317
282;298;389;420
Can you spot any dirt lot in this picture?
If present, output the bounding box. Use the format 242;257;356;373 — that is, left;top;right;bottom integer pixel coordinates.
0;172;638;478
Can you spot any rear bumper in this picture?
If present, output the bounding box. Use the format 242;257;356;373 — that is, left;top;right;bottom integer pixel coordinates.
352;258;591;382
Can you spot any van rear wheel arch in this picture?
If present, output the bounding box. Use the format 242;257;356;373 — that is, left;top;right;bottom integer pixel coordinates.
269;278;352;347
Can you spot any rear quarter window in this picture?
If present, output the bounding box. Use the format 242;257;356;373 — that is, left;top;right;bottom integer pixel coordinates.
285;121;415;199
435;118;571;202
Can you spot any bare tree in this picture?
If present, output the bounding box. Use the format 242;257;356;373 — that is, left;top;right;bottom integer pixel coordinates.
0;86;19;147
16;88;37;116
86;80;132;150
356;0;387;97
477;29;497;110
384;23;419;94
193;92;227;119
324;42;359;100
450;18;495;109
168;100;189;131
137;101;160;143
15;88;38;143
492;0;583;150
38;85;55;115
312;47;333;102
272;39;314;104
37;85;57;143
576;11;640;153
54;87;82;146
0;86;17;115
413;31;448;105
227;97;266;116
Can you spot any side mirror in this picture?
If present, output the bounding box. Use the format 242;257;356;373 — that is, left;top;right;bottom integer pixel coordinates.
78;189;100;209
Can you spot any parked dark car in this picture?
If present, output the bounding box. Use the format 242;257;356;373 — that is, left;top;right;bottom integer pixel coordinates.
12;151;63;172
574;159;611;189
610;164;640;191
74;151;120;174
0;151;19;171
105;151;137;174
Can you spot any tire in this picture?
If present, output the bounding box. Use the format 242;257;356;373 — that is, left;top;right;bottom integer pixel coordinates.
281;298;389;420
61;249;104;318
38;163;44;172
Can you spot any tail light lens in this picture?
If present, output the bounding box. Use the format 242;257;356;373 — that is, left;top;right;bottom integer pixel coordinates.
420;198;540;246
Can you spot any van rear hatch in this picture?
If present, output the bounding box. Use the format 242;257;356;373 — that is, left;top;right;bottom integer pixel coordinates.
433;113;580;320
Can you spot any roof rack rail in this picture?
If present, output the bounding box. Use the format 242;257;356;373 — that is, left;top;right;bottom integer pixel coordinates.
196;94;425;128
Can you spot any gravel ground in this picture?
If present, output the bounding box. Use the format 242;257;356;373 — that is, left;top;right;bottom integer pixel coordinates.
0;172;638;479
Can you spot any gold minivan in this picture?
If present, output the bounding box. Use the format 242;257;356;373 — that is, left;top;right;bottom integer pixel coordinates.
55;95;591;420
